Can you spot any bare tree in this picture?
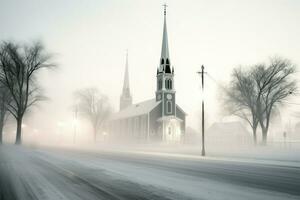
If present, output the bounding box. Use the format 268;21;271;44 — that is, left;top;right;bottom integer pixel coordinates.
252;57;297;145
0;41;55;144
0;85;11;144
225;57;297;145
224;68;259;144
74;88;112;142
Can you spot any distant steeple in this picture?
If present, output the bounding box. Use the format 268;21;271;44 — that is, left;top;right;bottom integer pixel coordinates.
123;50;130;92
158;4;172;74
120;50;132;110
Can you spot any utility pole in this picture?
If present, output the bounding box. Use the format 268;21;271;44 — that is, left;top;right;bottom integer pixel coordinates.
197;65;206;156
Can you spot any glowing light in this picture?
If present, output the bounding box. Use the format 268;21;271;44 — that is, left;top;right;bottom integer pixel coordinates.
72;119;79;127
57;121;65;127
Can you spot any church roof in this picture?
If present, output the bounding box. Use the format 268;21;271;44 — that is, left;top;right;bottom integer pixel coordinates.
110;99;160;120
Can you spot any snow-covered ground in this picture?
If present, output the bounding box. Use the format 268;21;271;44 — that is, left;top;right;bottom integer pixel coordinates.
1;144;300;200
39;141;300;167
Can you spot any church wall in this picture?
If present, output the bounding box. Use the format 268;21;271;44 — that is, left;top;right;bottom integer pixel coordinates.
149;103;163;141
176;106;186;135
139;115;148;140
133;117;138;138
108;113;149;142
108;105;186;143
128;118;133;138
120;119;124;137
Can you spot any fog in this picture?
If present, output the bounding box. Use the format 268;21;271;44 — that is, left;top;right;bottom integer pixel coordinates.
1;0;300;147
3;2;300;200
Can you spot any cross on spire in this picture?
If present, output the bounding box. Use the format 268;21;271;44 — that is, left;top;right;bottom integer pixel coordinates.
163;3;168;16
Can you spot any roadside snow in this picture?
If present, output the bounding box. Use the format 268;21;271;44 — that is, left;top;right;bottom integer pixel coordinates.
36;149;300;200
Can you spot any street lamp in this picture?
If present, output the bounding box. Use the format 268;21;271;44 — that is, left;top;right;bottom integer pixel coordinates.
103;131;108;142
21;123;27;129
73;101;79;144
57;121;65;143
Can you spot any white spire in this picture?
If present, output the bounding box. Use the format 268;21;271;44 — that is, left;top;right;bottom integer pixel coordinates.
120;50;132;110
161;3;169;59
123;50;130;92
158;4;172;74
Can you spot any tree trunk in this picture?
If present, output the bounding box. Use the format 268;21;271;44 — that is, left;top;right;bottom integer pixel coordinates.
15;117;22;145
259;108;271;146
258;115;268;146
262;129;268;146
252;127;257;145
93;125;97;143
0;110;5;144
0;120;3;144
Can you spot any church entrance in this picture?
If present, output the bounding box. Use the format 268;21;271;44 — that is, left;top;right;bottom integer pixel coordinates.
164;119;181;143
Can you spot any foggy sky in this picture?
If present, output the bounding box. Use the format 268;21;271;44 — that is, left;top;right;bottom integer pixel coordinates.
1;0;300;141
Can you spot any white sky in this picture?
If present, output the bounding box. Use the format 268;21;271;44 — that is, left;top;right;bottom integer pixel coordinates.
1;0;300;140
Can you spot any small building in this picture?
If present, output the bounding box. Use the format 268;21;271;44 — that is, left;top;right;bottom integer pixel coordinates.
206;121;252;145
108;7;186;143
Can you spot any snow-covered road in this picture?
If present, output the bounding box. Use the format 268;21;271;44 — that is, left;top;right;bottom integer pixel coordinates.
0;145;300;200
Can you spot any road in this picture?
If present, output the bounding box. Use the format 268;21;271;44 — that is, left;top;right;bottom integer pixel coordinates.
0;145;300;200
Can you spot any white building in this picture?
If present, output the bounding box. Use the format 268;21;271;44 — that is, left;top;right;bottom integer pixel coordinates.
108;6;186;143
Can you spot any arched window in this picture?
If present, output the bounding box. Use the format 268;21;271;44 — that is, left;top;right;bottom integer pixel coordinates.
161;58;164;65
168;79;172;90
165;79;172;90
158;79;162;90
165;79;168;89
166;59;170;71
167;101;172;114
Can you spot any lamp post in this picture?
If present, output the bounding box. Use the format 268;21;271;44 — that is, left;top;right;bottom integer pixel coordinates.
73;103;78;144
197;65;206;156
57;121;64;144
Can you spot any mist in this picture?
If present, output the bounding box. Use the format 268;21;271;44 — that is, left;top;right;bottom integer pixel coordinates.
1;1;300;200
1;0;299;146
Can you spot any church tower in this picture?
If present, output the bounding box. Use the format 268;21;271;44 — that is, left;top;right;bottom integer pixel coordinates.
155;4;176;117
120;51;132;110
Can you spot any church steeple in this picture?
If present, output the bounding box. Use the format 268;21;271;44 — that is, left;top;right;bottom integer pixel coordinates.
158;4;172;74
156;4;176;119
120;51;132;110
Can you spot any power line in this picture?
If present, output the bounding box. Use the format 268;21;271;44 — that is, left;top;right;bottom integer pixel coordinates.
206;72;230;93
282;101;300;106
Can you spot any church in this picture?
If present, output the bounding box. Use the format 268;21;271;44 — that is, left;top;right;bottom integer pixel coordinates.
108;7;186;143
